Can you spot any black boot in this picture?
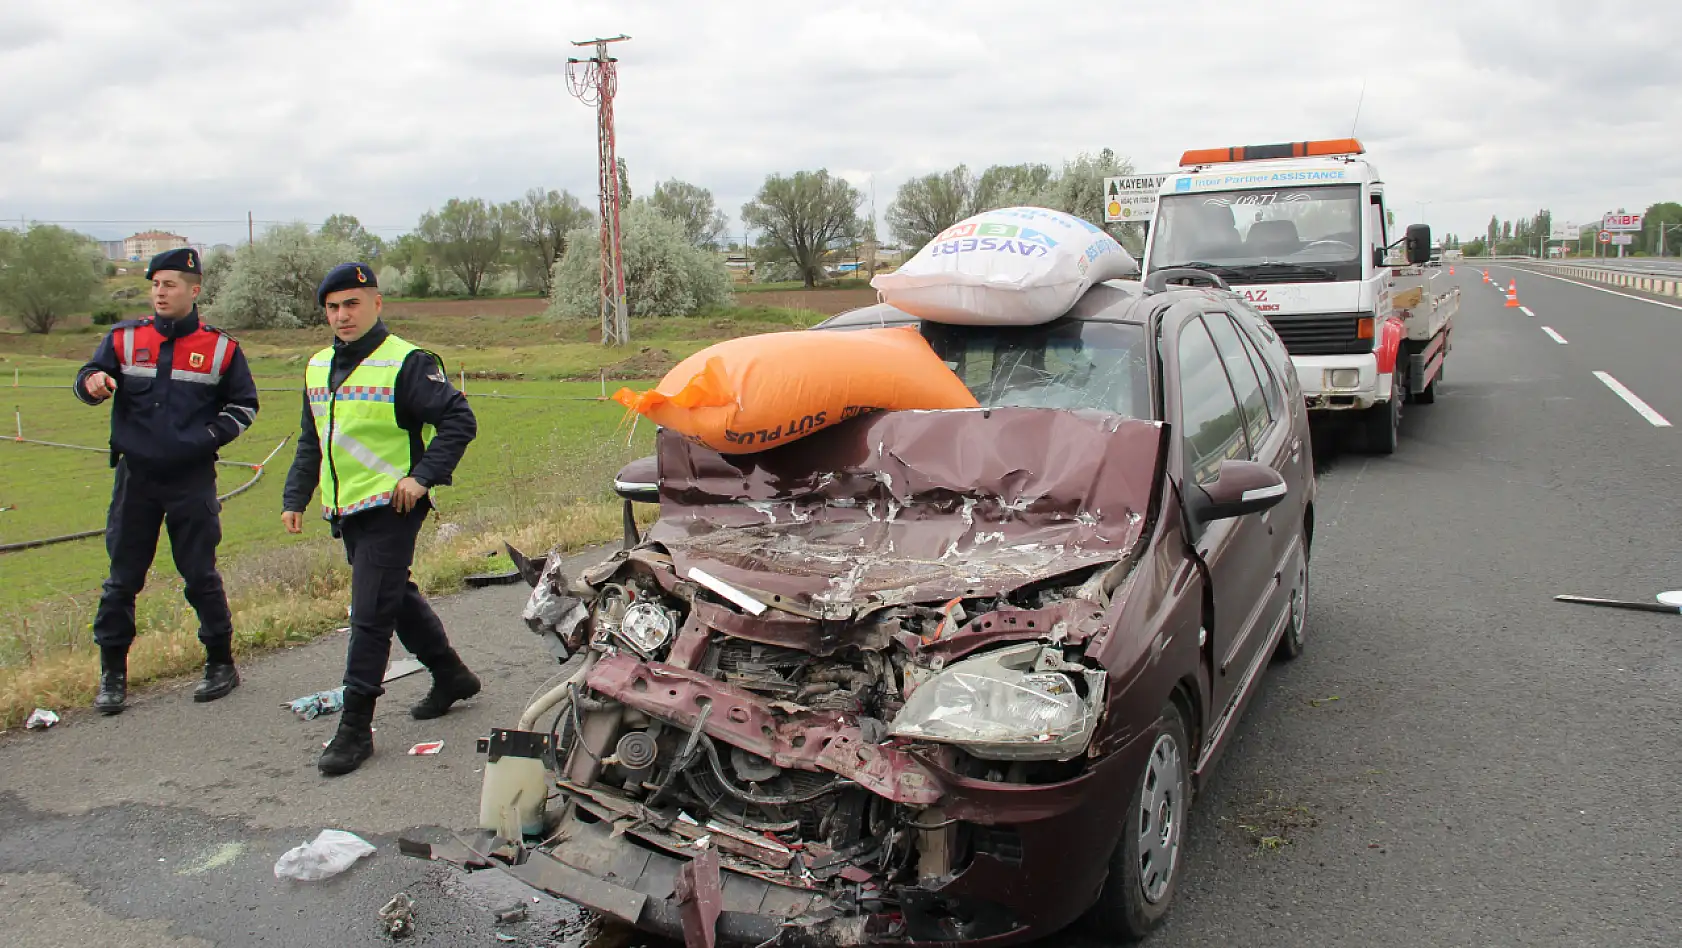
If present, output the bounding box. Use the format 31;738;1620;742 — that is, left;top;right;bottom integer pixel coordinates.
410;655;481;720
319;691;376;776
193;662;240;703
94;660;127;716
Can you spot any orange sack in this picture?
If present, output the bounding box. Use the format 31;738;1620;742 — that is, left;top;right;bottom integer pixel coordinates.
612;326;979;454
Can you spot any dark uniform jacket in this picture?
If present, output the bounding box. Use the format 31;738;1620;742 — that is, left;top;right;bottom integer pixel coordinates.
282;321;476;518
74;309;260;473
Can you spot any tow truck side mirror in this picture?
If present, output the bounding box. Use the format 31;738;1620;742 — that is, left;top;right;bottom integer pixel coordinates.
1405;224;1432;265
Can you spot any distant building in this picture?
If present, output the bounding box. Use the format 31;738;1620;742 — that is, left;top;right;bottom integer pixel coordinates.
123;230;189;260
98;240;127;260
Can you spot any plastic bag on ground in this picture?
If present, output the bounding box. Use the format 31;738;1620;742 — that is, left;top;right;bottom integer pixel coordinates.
612;326;978;454
273;829;377;881
872;206;1137;326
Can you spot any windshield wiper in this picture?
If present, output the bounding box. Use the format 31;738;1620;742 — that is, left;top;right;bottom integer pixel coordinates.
1232;262;1338;280
1160;261;1244;278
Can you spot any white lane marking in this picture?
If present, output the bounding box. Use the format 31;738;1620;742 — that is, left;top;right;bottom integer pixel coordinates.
1540;326;1568;344
1505;266;1682;313
1520;305;1536;318
1593;371;1672;427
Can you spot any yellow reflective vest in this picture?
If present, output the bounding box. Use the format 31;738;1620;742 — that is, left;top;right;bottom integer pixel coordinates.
304;335;430;517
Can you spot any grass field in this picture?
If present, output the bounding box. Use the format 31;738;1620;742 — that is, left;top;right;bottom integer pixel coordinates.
0;297;837;728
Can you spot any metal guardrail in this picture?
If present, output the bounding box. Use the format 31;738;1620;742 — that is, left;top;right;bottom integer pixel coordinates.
1505;260;1682;299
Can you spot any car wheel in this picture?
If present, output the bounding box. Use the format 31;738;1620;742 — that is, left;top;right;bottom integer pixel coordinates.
1083;700;1191;942
1275;534;1307;660
1362;371;1401;455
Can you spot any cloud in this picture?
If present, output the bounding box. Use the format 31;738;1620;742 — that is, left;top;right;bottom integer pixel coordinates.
1;0;1677;246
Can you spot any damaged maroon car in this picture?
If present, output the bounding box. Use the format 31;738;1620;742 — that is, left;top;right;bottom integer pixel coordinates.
481;275;1315;946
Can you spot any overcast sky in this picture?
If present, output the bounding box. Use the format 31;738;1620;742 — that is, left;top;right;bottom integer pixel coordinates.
2;0;1677;249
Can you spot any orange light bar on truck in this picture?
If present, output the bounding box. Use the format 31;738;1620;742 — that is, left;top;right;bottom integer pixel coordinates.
1356;316;1375;340
1179;138;1366;166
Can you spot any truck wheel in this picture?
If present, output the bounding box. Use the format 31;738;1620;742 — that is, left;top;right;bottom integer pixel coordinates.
1362;372;1402;455
1084;701;1191;943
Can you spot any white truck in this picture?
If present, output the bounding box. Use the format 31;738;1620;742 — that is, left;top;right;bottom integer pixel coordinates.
1138;138;1458;453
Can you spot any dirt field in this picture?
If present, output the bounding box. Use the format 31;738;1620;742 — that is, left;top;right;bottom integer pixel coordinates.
381;297;547;318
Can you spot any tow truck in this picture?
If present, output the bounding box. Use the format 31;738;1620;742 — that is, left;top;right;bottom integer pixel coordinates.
1138;138;1458;453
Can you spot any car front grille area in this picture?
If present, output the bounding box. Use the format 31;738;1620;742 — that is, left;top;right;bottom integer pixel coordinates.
1269;314;1372;356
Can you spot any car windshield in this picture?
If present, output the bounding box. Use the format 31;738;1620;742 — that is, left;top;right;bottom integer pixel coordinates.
918;319;1150;419
1149;184;1362;279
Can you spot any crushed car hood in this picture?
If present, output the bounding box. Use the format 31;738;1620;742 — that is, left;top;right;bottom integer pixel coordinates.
647;408;1168;620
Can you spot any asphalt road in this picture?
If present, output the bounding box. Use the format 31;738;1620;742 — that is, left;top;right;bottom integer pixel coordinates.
3;268;1680;947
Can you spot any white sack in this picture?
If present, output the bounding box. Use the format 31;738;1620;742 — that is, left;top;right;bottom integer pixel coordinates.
872;207;1137;326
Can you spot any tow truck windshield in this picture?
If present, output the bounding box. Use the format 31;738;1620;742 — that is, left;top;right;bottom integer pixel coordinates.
1149;183;1363;282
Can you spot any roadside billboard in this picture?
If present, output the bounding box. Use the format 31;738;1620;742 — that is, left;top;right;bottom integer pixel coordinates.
1104;173;1171;223
1603;212;1643;233
1549;221;1581;241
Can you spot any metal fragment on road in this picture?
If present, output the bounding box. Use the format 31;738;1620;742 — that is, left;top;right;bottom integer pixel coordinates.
409;740;444;756
383;658;426;683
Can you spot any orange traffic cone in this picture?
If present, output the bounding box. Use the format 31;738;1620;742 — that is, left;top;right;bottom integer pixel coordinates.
1482;270;1491;283
1505;281;1519;308
1449;265;1455;275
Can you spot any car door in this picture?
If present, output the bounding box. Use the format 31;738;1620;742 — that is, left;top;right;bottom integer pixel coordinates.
1164;305;1277;715
1226;301;1310;528
1200;310;1296;670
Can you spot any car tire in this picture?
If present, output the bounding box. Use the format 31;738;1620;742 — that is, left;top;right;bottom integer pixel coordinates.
1275;532;1308;661
1362;372;1402;455
1083;700;1192;943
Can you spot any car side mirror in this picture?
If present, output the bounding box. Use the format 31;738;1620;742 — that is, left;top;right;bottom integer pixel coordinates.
1193;459;1288;523
613;456;659;504
1405;224;1432;265
614;456;659;550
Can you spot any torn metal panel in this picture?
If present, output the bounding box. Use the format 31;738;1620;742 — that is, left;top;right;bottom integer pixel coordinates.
650;409;1162;619
676;848;724;948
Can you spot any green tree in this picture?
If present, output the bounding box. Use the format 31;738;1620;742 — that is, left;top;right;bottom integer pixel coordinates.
204;223;356;329
973;163;1056;211
547;200;732;319
1642;202;1682;255
383;232;429;273
503;188;592;295
616;158;632;208
646;180;729;250
741;170;862;288
0;224;105;334
1487;215;1499;247
417;198;504;297
319;214;385;261
1037;148;1134;227
886;164;978;252
1462;238;1487;257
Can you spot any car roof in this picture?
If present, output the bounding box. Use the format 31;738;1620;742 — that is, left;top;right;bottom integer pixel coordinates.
816;279;1232;330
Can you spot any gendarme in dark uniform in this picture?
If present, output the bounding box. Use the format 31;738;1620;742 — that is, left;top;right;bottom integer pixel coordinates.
281;263;479;776
74;247;260;714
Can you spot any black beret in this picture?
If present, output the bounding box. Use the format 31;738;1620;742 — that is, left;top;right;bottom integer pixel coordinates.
317;262;378;305
146;247;201;279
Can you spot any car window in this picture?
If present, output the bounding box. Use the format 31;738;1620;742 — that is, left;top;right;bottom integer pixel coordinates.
1178;317;1248;485
1225;311;1286;428
919;319;1150;418
1201;310;1272;449
1231;304;1295;396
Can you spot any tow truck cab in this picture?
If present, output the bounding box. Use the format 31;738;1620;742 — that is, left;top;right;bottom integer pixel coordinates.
1140;138;1444;453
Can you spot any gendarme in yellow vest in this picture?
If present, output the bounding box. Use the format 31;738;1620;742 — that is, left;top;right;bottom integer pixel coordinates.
305;334;432;518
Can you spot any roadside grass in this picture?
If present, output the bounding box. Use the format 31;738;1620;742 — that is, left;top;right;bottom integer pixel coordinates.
735;278;874;293
0;302;843;729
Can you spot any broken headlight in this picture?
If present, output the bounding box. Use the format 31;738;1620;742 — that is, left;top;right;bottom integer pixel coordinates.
591;584;677;659
889;642;1104;761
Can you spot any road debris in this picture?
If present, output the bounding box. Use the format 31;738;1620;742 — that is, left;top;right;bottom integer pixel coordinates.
1309;695;1342;708
24;708;59;729
286;686;345;720
273;829;376;881
408;740;444;756
383;658;426;683
1555;593;1681;615
378;891;416;939
494;904;528;924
